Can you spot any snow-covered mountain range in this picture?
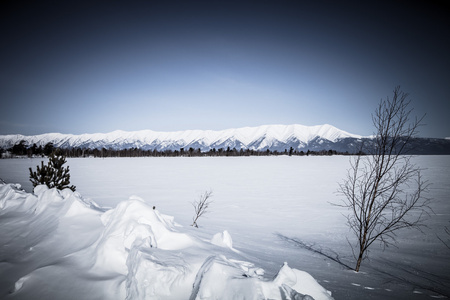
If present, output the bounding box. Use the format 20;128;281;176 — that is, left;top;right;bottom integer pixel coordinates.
0;124;362;152
1;124;449;154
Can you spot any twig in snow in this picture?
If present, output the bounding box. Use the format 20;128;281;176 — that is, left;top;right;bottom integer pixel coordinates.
191;190;213;228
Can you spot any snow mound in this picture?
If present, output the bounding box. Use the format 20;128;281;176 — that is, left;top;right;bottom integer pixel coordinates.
273;263;334;300
95;195;196;274
211;230;234;249
0;182;95;216
0;182;334;299
0;182;37;211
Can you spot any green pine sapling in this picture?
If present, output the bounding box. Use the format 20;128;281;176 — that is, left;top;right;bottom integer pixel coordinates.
29;149;76;191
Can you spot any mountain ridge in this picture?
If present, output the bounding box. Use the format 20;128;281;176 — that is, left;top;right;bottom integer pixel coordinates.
0;124;362;151
1;124;449;154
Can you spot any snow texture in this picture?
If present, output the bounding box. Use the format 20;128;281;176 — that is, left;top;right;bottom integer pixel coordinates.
0;182;333;299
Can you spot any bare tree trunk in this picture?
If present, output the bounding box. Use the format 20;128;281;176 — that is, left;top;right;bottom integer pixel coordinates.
355;251;363;272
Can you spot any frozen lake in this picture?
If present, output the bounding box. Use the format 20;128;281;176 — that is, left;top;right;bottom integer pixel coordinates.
1;155;449;299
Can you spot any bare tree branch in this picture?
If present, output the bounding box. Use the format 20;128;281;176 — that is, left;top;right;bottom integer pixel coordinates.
191;190;213;228
336;86;430;272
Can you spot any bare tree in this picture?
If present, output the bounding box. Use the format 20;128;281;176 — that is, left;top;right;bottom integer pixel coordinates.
191;190;213;228
337;86;430;272
437;222;450;250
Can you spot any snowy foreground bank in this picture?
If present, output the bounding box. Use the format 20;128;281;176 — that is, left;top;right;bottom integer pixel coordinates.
0;182;333;300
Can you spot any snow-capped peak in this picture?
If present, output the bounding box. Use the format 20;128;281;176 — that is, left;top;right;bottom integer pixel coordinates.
0;124;362;151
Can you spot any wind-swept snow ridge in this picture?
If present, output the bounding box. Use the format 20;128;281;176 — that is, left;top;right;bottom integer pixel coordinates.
0;124;361;151
0;182;334;299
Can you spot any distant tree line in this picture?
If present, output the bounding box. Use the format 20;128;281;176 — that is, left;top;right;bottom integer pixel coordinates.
2;141;359;158
2;141;56;157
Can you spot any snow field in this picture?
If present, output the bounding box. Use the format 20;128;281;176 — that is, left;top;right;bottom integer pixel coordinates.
0;181;334;299
0;155;449;299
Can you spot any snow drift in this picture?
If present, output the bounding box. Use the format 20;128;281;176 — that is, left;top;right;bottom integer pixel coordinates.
0;181;333;299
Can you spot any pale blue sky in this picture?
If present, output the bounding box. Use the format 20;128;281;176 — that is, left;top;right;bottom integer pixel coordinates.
1;1;449;137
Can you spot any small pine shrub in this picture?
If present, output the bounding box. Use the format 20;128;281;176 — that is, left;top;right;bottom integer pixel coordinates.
29;150;76;191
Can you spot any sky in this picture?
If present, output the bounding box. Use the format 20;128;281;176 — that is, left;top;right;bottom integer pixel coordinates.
0;1;449;138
